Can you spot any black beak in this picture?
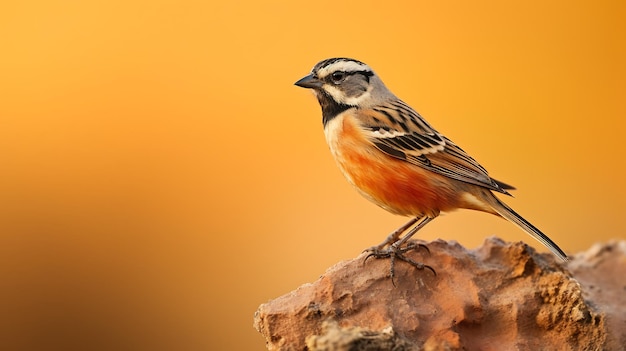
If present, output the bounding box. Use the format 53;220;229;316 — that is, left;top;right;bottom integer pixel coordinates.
294;74;323;89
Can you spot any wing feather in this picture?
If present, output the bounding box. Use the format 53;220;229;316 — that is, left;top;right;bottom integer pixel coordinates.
362;101;512;195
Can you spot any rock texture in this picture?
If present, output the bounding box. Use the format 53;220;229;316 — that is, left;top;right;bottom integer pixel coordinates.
254;237;626;351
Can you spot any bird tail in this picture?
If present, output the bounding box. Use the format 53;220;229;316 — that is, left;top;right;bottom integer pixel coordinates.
485;193;568;261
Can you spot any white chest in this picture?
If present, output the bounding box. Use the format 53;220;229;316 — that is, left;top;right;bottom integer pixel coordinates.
322;113;367;188
323;113;346;157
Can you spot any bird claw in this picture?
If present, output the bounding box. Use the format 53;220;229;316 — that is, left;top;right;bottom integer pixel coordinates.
403;241;431;255
363;241;436;285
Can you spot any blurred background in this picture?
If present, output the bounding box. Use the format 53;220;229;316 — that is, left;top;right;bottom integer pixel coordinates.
1;0;624;350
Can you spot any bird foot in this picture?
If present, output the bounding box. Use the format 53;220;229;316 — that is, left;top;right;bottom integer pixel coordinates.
364;241;436;285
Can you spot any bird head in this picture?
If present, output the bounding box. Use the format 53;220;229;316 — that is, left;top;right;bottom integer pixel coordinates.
295;58;395;125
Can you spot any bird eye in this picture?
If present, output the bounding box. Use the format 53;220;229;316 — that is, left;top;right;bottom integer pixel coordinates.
330;71;346;84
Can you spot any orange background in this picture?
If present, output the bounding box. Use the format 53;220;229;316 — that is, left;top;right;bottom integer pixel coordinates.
1;1;624;350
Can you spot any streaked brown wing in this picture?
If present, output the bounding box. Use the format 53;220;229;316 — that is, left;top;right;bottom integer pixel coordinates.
361;102;512;195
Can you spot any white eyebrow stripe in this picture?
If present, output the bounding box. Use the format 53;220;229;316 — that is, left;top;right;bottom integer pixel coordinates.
317;61;371;78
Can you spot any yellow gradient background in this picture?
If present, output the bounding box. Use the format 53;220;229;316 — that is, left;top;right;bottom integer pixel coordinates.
1;1;624;349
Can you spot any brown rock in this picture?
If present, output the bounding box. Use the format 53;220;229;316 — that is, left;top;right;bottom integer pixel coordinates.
254;237;625;351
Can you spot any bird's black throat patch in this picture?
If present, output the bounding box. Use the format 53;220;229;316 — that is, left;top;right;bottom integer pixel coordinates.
318;91;353;126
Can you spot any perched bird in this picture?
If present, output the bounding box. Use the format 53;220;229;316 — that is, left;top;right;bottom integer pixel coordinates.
295;58;567;277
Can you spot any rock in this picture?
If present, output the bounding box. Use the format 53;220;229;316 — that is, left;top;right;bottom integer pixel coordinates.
254;237;626;351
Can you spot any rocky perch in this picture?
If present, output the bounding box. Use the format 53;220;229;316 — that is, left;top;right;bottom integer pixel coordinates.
254;237;626;351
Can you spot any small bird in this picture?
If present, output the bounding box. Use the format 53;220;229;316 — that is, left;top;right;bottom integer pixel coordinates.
295;58;567;276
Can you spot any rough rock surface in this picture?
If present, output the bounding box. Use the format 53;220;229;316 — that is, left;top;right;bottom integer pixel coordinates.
254;237;626;351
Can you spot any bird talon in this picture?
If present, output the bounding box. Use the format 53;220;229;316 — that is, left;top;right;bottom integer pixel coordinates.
395;252;437;276
363;252;374;265
404;242;431;255
363;240;436;280
363;247;390;265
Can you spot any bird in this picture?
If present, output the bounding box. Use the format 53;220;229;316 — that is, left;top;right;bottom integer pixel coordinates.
294;57;568;278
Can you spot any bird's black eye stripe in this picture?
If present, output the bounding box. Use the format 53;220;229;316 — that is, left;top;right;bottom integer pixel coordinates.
346;70;373;78
353;70;374;82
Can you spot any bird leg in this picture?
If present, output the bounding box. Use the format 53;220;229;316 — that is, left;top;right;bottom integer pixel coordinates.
391;216;434;249
364;216;436;283
365;217;419;252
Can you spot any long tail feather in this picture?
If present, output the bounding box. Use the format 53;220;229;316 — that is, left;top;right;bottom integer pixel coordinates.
486;194;568;261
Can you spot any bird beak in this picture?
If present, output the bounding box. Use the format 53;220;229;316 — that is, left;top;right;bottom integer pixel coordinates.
294;74;323;89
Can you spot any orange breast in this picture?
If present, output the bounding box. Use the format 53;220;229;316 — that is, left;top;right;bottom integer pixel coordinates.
327;114;462;217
